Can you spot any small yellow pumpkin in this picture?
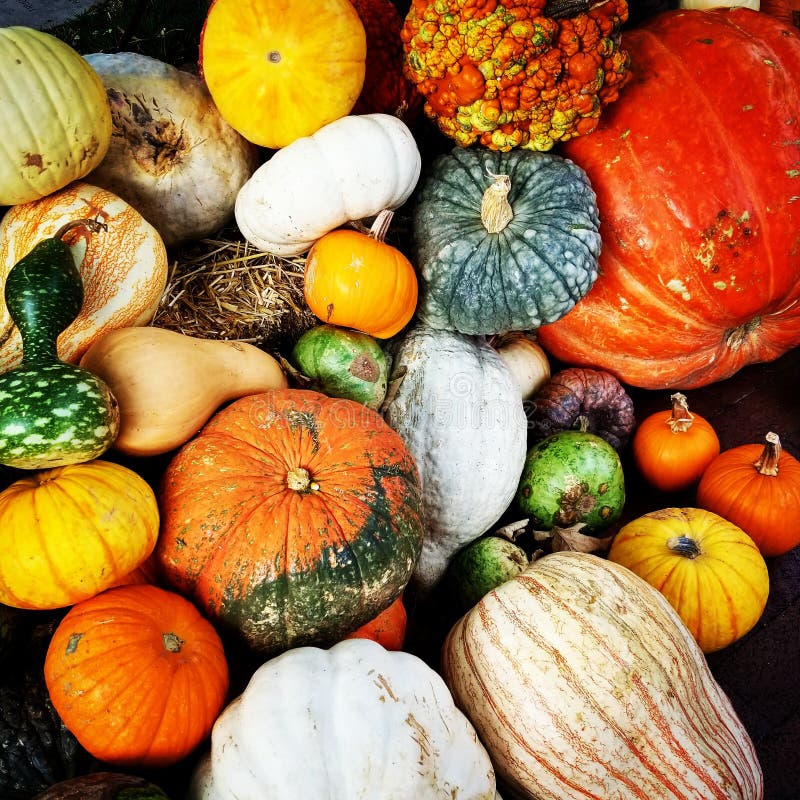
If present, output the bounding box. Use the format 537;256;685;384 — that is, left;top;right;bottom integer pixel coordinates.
607;507;769;653
0;460;159;610
0;182;168;372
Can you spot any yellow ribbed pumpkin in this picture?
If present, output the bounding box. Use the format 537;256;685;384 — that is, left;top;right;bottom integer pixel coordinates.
0;460;159;609
608;507;769;653
0;182;168;372
442;551;764;800
0;27;112;205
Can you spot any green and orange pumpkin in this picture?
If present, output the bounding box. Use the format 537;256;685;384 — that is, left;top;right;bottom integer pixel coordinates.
156;388;424;655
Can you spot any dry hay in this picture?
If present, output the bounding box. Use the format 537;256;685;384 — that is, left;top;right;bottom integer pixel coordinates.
152;229;319;353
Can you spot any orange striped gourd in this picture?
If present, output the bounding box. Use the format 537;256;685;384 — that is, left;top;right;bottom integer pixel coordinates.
442;551;763;800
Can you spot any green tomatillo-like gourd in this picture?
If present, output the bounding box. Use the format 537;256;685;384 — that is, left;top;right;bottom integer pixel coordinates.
0;220;119;469
412;146;601;336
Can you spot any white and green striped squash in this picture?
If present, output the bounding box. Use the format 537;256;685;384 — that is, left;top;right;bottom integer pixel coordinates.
442;551;763;800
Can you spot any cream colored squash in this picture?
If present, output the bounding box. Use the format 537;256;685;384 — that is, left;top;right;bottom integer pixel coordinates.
79;326;288;457
0;27;112;206
235;113;421;256
84;52;260;247
189;638;499;799
383;324;528;593
442;552;764;800
0;182;168;372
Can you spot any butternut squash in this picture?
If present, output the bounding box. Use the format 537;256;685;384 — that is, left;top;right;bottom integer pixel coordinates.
79;327;287;456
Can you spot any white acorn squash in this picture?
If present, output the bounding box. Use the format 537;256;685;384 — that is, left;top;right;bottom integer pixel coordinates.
234;113;421;256
383;324;528;593
189;638;499;799
84;52;260;248
442;551;764;800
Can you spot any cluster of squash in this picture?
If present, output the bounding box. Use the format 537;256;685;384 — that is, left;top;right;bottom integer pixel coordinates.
1;2;800;799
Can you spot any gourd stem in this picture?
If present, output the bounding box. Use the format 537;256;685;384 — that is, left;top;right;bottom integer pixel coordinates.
753;431;781;477
369;210;394;243
574;414;590;433
666;535;701;559
667;392;694;433
53;217;107;243
480;170;513;233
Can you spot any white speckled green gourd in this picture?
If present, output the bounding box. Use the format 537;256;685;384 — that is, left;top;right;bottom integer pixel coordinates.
0;220;119;469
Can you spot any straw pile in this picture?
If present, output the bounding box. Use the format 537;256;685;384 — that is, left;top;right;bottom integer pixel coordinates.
152;228;319;353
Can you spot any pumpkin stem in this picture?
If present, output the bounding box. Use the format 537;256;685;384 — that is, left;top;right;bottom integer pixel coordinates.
53;217;107;243
544;0;589;19
369;209;394;243
480;170;513;234
753;431;782;477
162;632;184;653
286;466;320;493
667;392;694;433
666;536;701;559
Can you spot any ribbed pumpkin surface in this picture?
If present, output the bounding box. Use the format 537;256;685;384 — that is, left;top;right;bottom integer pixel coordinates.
156;389;424;655
442;552;763;800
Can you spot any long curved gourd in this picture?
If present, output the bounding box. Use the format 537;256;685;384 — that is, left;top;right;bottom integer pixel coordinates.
0;220;119;469
442;551;764;800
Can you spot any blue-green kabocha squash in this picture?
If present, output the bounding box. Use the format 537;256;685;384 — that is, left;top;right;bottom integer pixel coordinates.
412;147;601;336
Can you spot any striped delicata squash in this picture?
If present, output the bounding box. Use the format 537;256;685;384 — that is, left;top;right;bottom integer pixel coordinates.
442;551;763;800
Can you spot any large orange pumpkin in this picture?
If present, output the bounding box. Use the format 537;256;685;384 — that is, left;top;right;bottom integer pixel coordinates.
538;9;800;389
156;388;424;655
0;182;168;371
44;583;229;768
199;0;366;149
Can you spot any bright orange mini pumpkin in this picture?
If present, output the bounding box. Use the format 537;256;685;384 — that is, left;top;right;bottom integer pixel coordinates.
632;392;721;493
345;594;407;650
608;507;769;653
697;431;800;557
44;583;229;769
0;460;159;610
304;210;418;339
199;0;366;148
156;388;424;655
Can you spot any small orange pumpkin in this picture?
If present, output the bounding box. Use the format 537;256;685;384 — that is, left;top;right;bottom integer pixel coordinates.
44;583;229;768
344;594;407;650
304;210;417;339
608;507;769;653
632;392;721;493
0;182;168;371
697;431;800;557
199;0;366;148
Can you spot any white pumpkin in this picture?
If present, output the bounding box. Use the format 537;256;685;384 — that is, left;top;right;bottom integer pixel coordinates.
189;638;499;799
442;552;764;800
84;52;260;247
383;324;528;593
234;113;421;256
0;27;112;206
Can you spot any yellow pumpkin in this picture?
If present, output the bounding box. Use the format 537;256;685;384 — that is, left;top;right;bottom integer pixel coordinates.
607;507;769;653
0;27;112;205
199;0;367;149
0;182;168;372
0;460;159;610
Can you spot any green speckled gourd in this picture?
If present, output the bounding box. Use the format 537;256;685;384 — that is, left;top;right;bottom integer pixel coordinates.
0;221;119;469
412;147;601;335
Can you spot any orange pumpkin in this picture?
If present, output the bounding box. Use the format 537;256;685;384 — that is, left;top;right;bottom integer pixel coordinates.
156;388;424;656
608;507;769;653
44;583;229;768
345;594;407;650
761;0;800;26
0;460;159;610
199;0;367;148
632;392;720;493
304;210;417;339
697;431;800;557
0;182;168;371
